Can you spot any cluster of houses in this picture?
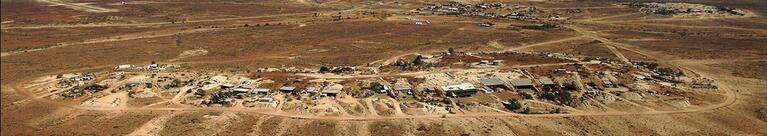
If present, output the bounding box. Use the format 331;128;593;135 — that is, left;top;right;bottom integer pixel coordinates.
115;63;180;71
440;77;558;97
416;2;548;20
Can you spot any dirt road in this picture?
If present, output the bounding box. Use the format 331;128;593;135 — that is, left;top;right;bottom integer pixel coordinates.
38;0;117;13
566;25;632;65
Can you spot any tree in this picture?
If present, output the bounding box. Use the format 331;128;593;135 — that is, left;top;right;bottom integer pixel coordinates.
558;91;573;105
504;99;522;110
368;82;385;91
551;107;562;114
522;107;531;114
412;55;426;65
518;92;533;99
319;66;330;73
175;35;182;46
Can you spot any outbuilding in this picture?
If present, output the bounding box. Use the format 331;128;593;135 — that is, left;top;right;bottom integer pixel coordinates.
145;80;153;88
321;84;343;97
511;79;534;89
441;83;478;97
125;78;144;88
233;87;251;94
478;78;507;89
252;88;270;95
279;86;295;93
304;87;319;94
539;77;556;86
220;84;235;89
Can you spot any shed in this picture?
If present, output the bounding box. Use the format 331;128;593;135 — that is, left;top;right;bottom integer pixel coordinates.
252;88;270;94
304;87;319;94
492;60;503;65
394;85;412;92
478;78;507;88
321;84;343;97
145;80;153;88
539;77;556;86
279;86;295;93
393;82;413;92
603;80;613;87
220;84;235;89
257;97;274;103
511;79;534;89
125;78;144;88
233;87;250;93
440;83;478;97
115;64;135;70
480;60;490;64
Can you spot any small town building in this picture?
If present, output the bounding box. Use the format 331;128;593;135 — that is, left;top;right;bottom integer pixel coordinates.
145;80;153;88
321;84;343;97
279;86;295;93
233;87;251;94
115;64;135;70
603;80;614;87
394;85;412;93
125;78;144;88
539;77;556;86
480;60;490;64
252;88;270;95
511;79;534;89
478;78;507;89
440;83;478;97
393;81;413;94
220;84;235;89
304;87;319;94
492;60;503;65
415;20;431;25
257;97;274;103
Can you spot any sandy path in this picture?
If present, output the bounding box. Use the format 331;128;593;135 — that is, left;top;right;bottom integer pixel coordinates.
506;36;587;51
38;0;117;13
365;99;379;116
566;25;632;64
127;111;178;136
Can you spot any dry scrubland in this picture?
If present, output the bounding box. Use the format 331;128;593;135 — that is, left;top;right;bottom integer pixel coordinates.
2;0;767;135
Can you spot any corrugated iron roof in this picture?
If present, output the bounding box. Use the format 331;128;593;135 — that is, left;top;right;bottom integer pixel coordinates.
478;78;505;86
510;79;533;86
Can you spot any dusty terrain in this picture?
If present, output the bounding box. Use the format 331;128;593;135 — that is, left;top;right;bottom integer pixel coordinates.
2;0;767;135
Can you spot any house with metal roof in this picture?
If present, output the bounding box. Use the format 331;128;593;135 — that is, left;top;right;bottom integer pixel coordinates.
304;86;319;94
233;87;251;94
440;83;478;97
478;78;507;89
510;79;534;89
252;88;270;95
539;77;556;86
321;84;343;97
539;77;557;90
279;86;295;93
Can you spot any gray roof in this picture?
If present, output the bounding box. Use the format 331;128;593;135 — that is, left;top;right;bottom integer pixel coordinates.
394;86;412;91
322;85;343;94
441;83;476;92
478;78;505;86
233;88;250;92
305;87;319;93
322;88;341;94
394;83;412;91
539;77;555;85
510;79;533;86
279;86;295;91
252;88;270;93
